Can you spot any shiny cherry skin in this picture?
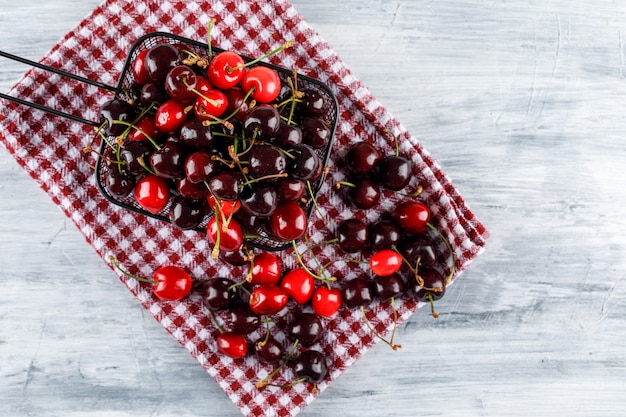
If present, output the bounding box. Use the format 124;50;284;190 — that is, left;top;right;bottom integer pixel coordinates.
131;48;150;85
149;141;185;179
239;185;278;218
392;200;431;234
379;155;412;191
152;265;192;301
164;64;197;102
128;115;161;143
168;195;206;230
222;87;250;121
288;312;324;347
243;105;281;139
249;285;289;315
373;272;406;300
155;99;188;134
370;249;403;277
280;268;315;304
134;174;170;214
275;178;306;203
312;286;342;317
347;177;381;209
99;98;135;136
144;43;181;82
120;140;152;176
254;336;285;364
342;278;373;307
248;252;281;285
217;332;248;359
105;168;135;199
176;177;210;201
399;235;438;268
224;304;261;334
413;268;447;302
194;89;228;119
301;117;331;150
207;195;241;217
269;201;308;241
202;277;239;311
291;350;328;384
178;118;214;149
288;144;322;182
248;144;287;178
207;51;245;90
207;216;244;252
241;66;281;103
337;218;369;253
369;219;402;250
345;142;382;175
208;171;243;201
184;150;219;183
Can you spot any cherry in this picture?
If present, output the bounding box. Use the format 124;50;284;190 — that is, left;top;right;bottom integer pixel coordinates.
342;278;373;307
149;141;185;179
379;155;412;191
152;265;193;301
288;312;324;347
255;336;285;364
184;150;218;183
207;195;241;217
239;185;278;218
224;304;261;334
288;144;322;182
207;216;244;253
291;350;328;384
370;249;403;276
392;200;431;234
243;105;281;139
373;273;406;300
248;144;287;178
249;284;288;315
207;51;245;90
120;140;152;176
369;219;402;250
275;178;306;203
345;142;381;175
202;277;239;311
168;195;206;230
274;121;303;147
241;66;281;103
301;88;329;116
99;98;136;136
413;268;446;302
139;81;167;107
399;235;438;268
217;332;248;359
105;168;135;199
340;177;381;209
155;99;188;134
269;201;308;241
301;117;331;150
145;43;181;82
178;118;214;149
134;174;170;214
131;48;151;85
128;115;161;143
164;64;198;102
194;89;228;119
248;252;282;285
280;268;315;304
208;171;243;201
176;177;210;201
222;87;250;122
337;218;369;253
312;286;342;317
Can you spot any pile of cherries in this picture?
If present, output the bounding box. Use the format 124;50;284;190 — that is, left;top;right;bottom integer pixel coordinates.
98;37;334;256
101;35;453;390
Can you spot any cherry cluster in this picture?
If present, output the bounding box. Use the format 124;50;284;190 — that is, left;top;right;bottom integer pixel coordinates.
96;36;335;257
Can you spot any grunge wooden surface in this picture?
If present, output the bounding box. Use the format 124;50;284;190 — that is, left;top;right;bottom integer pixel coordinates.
2;1;626;416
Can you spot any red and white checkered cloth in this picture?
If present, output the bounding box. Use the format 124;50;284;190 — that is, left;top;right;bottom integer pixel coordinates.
0;1;489;416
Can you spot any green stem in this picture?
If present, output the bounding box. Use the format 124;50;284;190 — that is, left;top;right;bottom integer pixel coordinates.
109;256;156;284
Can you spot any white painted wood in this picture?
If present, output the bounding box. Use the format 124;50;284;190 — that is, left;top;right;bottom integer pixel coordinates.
2;0;626;416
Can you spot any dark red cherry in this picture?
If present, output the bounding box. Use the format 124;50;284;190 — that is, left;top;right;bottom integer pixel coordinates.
208;171;243;201
274;121;303;147
254;336;285;364
145;43;181;82
287;312;324;347
392;200;431;234
120;140;153;176
99;98;135;136
131;48;151;85
413;268;447;302
301;88;329;117
176;176;210;200
379;155;412;191
337;218;369;253
347;177;381;209
288;144;322;182
222;87;250;122
301;117;331;150
202;277;239;311
178;118;213;149
345;142;381;175
105;167;135;199
243;105;281;139
291;350;328;384
373;273;406;300
139;81;167;107
164;64;197;101
248;144;287;178
275;178;306;203
342;278;373;307
240;185;278;218
224;304;261;334
399;235;438;268
369;219;402;250
184;150;219;183
149;141;185;179
168;195;206;230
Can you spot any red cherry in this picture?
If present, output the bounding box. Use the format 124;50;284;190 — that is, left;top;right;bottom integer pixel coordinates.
241;66;281;103
195;76;213;94
280;268;315;304
370;249;403;276
194;89;228;119
312;286;342;317
207;195;241;217
134;174;170;214
131;48;151;85
152;265;192;301
207;216;244;252
207;51;246;90
392;201;431;234
269;201;308;241
155;99;188;134
129;115;160;143
249;285;288;315
216;332;248;359
249;252;281;285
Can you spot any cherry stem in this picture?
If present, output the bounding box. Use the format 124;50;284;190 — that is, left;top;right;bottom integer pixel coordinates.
306;180;327;224
111;120;161;150
207;19;216;59
207;309;224;334
109;256;157;285
291;240;336;283
426;222;456;284
229;40;295;72
257;317;272;347
211;211;222;261
359;303;402;351
136;156;157;176
427;293;440;319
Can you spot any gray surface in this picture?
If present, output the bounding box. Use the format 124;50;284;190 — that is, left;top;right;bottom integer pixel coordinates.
2;0;626;416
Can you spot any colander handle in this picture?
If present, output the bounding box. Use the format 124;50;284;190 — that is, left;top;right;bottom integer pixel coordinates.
0;49;117;127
